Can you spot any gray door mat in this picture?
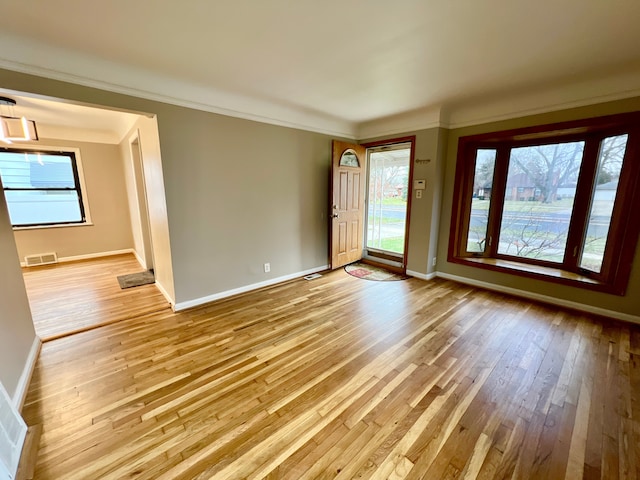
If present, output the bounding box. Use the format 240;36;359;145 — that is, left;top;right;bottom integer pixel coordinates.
117;270;155;289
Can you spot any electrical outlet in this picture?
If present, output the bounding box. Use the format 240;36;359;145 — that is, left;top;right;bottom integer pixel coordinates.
264;263;270;273
432;257;437;267
416;190;422;199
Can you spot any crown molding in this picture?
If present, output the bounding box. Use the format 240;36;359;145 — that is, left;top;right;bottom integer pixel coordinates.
357;106;444;140
358;71;640;138
1;33;639;142
0;33;357;139
441;69;640;129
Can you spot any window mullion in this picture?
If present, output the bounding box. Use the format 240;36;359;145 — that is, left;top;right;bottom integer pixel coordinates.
486;146;510;257
563;137;600;271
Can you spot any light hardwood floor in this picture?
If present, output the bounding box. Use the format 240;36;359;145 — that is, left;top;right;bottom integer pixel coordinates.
22;257;640;479
22;254;169;340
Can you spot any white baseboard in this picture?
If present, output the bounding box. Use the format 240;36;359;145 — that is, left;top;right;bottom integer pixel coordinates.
20;248;135;267
154;280;175;308
436;271;640;325
173;265;330;312
13;336;41;411
58;249;134;263
131;249;146;270
406;269;437;281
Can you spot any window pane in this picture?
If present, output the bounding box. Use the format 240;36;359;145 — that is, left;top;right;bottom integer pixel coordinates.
0;153;75;189
498;141;585;262
366;148;410;254
5;190;82;225
580;134;628;273
0;150;84;226
339;149;359;167
467;149;496;252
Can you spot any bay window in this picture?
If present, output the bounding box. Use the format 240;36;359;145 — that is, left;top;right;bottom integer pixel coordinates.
449;112;640;294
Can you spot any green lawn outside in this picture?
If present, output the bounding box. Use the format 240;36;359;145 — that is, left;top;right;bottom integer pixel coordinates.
377;237;404;253
471;198;575;214
381;197;407;206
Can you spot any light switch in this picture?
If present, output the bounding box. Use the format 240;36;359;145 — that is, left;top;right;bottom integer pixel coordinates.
414;179;426;190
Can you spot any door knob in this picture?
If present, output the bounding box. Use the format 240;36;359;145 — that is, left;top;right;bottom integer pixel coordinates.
332;213;339;218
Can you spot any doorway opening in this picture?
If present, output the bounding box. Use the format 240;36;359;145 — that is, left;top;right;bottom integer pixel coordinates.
363;138;415;271
0;89;171;340
130;134;154;272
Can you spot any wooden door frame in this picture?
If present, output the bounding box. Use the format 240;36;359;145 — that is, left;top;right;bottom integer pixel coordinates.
360;136;416;273
129;131;154;271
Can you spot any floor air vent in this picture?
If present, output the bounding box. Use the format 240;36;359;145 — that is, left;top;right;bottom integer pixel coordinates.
24;252;58;267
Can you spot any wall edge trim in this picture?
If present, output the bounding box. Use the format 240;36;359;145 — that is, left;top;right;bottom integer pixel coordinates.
436;271;640;325
131;249;146;270
13;335;41;411
173;265;330;312
406;269;437;281
154;280;175;308
19;248;135;267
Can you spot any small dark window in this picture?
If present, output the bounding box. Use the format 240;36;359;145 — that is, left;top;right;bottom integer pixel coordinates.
0;149;86;227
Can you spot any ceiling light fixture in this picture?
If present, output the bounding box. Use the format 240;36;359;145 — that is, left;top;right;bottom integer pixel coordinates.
0;96;39;144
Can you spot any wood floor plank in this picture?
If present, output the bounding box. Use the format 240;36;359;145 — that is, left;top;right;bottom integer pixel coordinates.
20;256;640;479
22;253;170;340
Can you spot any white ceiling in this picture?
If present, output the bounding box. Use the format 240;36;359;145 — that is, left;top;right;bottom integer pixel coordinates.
0;0;639;139
0;90;140;144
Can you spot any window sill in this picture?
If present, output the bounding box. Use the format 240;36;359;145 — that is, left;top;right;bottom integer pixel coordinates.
13;222;93;231
449;256;622;295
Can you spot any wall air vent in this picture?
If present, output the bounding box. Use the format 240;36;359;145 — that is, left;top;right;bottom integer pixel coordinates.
0;381;27;479
24;252;58;267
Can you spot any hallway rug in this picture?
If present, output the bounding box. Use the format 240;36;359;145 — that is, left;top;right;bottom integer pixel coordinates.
117;270;155;289
344;262;408;281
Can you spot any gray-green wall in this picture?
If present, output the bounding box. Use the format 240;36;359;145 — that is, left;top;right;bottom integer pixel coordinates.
1;68;639;401
0;173;36;399
156;106;332;302
0;68;334;307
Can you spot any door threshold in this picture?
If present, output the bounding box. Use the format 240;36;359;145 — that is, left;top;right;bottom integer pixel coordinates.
361;257;405;274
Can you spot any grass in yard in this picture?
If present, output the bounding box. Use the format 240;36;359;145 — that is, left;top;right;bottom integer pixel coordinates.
471;198;575;214
369;217;407;225
381;197;407;206
367;237;405;254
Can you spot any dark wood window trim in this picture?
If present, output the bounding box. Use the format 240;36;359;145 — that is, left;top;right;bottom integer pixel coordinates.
448;112;640;295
